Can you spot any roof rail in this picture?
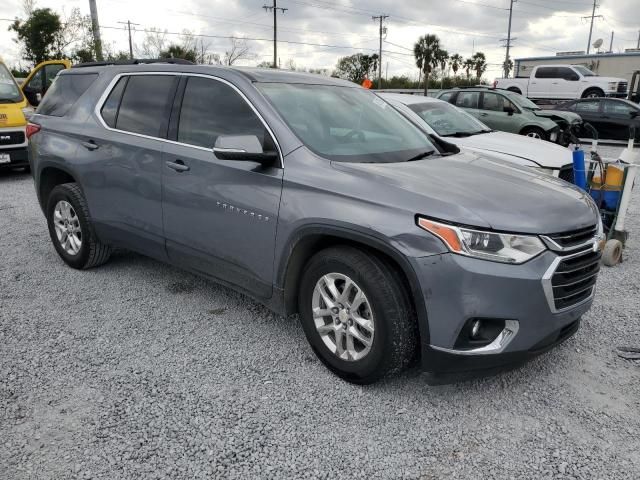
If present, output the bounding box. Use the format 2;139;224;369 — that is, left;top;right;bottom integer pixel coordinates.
72;58;195;68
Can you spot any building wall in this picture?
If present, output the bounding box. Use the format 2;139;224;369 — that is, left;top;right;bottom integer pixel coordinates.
514;54;640;83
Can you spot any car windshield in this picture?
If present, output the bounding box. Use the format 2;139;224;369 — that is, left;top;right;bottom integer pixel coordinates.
573;66;596;77
406;101;490;137
0;63;23;103
257;83;437;163
506;91;540;111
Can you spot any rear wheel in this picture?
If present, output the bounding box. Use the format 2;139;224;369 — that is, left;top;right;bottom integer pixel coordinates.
298;246;418;384
521;126;547;141
46;183;111;269
507;87;522;95
582;88;604;99
602;239;623;267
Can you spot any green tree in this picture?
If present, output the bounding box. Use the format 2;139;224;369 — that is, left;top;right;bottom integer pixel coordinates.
159;44;197;62
334;53;379;84
472;52;488;81
463;57;475;81
9;8;63;64
413;34;445;95
449;53;463;82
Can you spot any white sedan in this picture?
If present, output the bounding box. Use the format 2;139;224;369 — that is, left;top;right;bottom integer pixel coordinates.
378;93;575;182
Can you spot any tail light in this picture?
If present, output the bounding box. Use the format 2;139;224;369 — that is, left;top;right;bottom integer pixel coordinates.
26;122;41;140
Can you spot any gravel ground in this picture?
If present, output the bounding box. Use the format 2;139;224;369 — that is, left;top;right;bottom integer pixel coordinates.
1;147;639;479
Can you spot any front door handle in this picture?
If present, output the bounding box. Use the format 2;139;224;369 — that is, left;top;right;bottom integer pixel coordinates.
81;140;99;151
166;160;190;172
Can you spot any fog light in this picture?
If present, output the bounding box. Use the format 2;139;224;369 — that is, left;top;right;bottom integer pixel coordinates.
470;319;482;339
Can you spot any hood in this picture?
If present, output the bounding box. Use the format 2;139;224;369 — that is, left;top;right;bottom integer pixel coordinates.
448;131;573;169
592;76;627;84
331;151;597;235
533;109;582;125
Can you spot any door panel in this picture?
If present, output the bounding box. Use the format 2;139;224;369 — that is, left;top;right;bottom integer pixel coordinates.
479;92;517;133
162;75;283;298
602;100;636;140
454;91;480;119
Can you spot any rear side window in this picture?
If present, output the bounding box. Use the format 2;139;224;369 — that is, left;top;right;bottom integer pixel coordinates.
535;67;557;79
114;75;177;137
100;77;127;128
177;76;267;149
455;91;479;109
37;73;97;117
576;100;600;113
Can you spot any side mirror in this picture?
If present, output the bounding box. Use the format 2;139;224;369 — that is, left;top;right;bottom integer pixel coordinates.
504;106;515;116
213;135;278;166
569;75;580;81
630;110;639;119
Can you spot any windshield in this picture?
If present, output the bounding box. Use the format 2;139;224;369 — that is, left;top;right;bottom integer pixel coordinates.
506;91;540;110
0;63;23;103
257;83;437;163
573;66;596;77
406;101;489;137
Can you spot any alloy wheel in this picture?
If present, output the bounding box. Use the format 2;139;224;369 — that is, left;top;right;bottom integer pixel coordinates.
53;200;82;255
311;273;375;361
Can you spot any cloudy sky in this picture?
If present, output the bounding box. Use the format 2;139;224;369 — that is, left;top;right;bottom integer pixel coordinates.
1;0;639;80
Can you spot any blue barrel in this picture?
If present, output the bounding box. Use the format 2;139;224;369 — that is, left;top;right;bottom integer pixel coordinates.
572;149;587;190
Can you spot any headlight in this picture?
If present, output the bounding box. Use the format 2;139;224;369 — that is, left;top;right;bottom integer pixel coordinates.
417;217;546;264
607;81;618;91
549;131;558;142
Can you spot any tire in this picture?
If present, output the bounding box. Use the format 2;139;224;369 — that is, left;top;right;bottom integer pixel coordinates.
581;88;604;99
602;239;623;267
46;183;111;269
507;87;522;95
298;246;418;384
520;126;547;141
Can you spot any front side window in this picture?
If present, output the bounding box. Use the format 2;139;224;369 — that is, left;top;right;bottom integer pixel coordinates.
37;73;97;117
481;92;514;112
115;75;177;137
178;77;267;149
0;63;23;103
576;100;600;113
603;100;636;116
455;91;479;109
408;101;489;137
557;67;579;81
439;91;454;103
573;66;595;77
258;83;436;163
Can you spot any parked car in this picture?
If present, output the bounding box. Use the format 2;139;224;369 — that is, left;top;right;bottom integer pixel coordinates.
0;58;69;171
437;87;582;146
28;64;603;384
494;65;628;100
378;93;575;181
555;98;640;142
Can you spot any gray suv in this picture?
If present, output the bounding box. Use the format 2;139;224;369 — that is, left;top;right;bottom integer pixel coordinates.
28;63;603;384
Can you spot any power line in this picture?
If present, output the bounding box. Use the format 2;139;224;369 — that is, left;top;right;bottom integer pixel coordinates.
263;0;288;68
117;20;140;59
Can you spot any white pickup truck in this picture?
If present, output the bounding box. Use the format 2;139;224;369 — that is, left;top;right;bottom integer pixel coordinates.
494;64;628;101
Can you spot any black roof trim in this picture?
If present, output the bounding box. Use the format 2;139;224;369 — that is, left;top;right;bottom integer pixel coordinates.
72;58;195;69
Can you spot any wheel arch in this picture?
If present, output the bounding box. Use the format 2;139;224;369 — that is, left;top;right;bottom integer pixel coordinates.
37;165;78;212
278;224;430;346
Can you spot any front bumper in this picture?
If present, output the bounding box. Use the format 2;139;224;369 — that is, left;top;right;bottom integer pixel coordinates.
413;250;594;380
605;92;628;98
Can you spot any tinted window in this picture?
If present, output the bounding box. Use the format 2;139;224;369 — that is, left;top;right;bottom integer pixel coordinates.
576;100;600;113
455;91;479;109
560;102;576;111
481;92;515;112
44;64;66;90
603;100;637;116
408;101;488;136
557;67;579;81
37;73;97;117
116;75;176;137
535;67;556;79
178;77;267;149
439;92;454;103
100;77;127;128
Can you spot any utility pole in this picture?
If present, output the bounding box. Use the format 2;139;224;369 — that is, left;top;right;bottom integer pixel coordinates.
583;0;602;54
637;30;639;49
88;0;103;61
263;1;288;68
117;20;139;59
503;0;516;78
372;14;389;89
609;31;614;53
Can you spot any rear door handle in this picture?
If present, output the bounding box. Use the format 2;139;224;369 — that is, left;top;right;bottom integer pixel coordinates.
480;113;488;116
81;140;99;151
166;159;190;172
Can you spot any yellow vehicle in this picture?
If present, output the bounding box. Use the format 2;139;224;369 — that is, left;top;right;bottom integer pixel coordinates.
0;58;70;171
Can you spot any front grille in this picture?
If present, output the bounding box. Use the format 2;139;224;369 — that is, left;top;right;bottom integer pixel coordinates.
617;82;628;93
558;164;574;183
551;249;600;310
546;224;597;249
0;131;26;146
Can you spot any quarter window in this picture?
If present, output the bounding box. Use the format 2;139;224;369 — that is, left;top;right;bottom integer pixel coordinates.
455;91;479;109
115;75;177;137
37;73;97;117
100;77;127;128
177;77;267;149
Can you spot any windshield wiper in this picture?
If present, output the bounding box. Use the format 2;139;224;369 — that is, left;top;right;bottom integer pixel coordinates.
406;150;435;161
441;132;474;138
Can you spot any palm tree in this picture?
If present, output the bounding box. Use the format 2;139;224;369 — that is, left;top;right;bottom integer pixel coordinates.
472;52;488;82
463;58;474;82
450;53;463;84
437;49;448;89
414;34;442;96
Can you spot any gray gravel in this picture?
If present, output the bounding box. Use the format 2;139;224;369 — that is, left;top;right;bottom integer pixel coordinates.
1;146;639;479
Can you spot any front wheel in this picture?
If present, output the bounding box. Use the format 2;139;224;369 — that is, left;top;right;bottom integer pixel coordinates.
46;183;112;269
520;126;548;141
298;246;418;384
582;88;604;99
